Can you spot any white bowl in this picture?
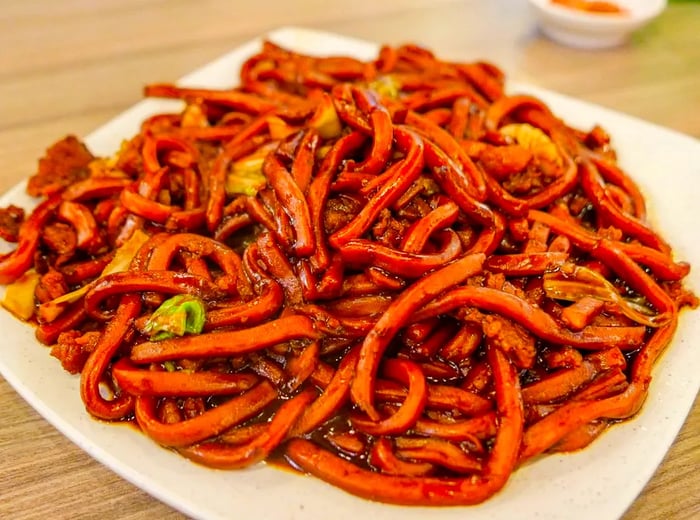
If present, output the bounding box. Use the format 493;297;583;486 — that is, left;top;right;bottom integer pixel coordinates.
527;0;667;49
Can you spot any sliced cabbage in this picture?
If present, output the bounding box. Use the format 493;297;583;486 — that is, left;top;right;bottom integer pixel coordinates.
500;123;562;166
38;229;150;323
308;93;342;139
143;294;206;341
543;263;669;328
1;269;41;320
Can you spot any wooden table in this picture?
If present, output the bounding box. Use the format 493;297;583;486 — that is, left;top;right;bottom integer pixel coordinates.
1;0;698;518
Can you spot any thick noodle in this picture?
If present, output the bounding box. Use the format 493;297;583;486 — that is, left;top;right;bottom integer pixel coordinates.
0;41;696;506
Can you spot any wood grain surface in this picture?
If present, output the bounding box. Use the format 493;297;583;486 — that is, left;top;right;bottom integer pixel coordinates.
0;1;698;518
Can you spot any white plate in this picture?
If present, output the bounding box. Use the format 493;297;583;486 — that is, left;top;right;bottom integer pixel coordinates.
1;26;699;520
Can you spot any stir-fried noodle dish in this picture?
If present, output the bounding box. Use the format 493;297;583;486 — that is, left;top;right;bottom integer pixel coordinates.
0;41;696;505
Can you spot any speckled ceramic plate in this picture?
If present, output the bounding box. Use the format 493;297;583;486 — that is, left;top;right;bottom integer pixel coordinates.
1;27;698;520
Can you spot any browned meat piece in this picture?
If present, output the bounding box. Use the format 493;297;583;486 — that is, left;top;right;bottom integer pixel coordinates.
0;204;25;242
483;314;537;369
662;280;700;310
503;167;546;195
372;208;408;249
50;331;100;374
543;346;584;370
324;195;362;234
585;124;612;149
182;397;206;419
27;136;94;197
35;269;69;304
41;222;78;256
479;145;532;180
159;399;183;424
